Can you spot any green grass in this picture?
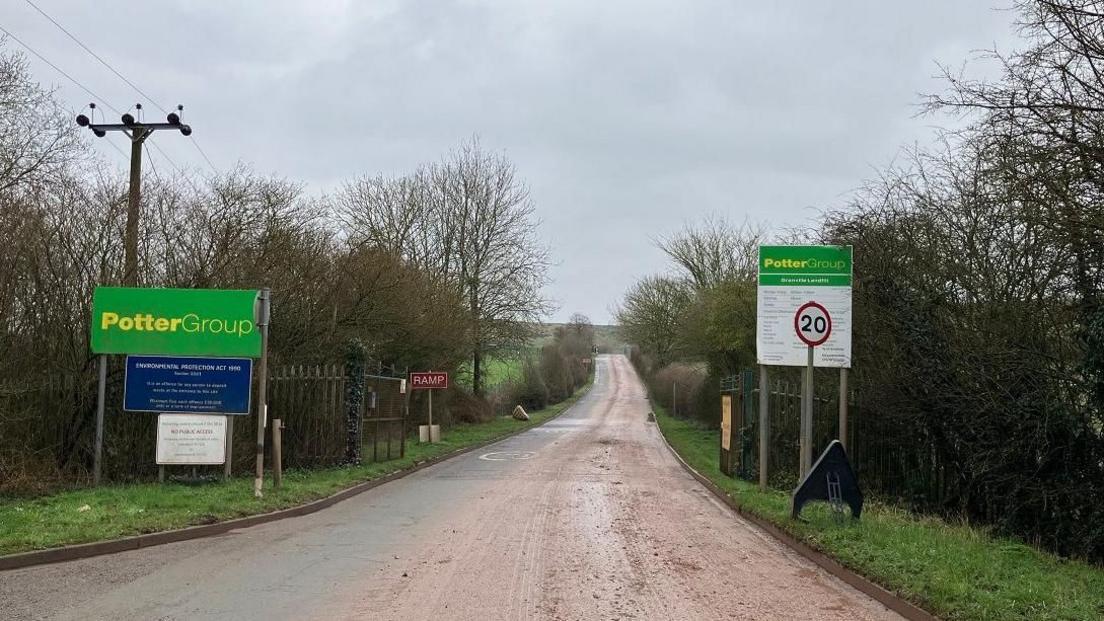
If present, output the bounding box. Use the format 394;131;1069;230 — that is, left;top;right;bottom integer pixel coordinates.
653;406;1104;621
480;355;526;388
452;347;538;391
0;384;590;557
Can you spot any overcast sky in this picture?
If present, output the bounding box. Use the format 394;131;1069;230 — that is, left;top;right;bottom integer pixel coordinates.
4;1;1021;323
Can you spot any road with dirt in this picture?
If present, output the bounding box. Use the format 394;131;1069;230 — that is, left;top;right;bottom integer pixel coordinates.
1;355;900;620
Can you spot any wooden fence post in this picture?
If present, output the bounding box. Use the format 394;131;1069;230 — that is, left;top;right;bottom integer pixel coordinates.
272;418;283;489
223;415;234;480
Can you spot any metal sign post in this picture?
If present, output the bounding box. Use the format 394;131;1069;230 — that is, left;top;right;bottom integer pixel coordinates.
795;301;832;479
758;364;769;491
401;375;408;458
802;345;814;476
93;355;107;485
839;367;848;451
253;288;271;498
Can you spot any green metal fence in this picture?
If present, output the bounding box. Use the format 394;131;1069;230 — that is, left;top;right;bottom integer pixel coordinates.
720;368;951;507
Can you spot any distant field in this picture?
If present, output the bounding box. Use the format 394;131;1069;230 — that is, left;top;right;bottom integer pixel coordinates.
460;323;624;390
455;345;535;391
534;323;625;353
480;351;529;388
593;324;626;352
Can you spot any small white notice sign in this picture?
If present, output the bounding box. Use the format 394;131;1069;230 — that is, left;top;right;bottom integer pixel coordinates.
156;413;227;465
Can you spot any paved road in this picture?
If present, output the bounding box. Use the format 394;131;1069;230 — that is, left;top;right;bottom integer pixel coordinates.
1;355;899;620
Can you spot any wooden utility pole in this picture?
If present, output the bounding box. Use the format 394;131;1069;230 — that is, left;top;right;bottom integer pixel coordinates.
123;128;150;285
77;103;192;286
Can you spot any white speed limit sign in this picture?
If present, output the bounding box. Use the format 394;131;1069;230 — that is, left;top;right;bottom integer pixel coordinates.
794;301;832;347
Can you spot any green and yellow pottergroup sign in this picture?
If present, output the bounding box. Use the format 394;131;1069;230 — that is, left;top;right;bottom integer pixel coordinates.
90;287;261;357
758;245;852;287
757;245;853;368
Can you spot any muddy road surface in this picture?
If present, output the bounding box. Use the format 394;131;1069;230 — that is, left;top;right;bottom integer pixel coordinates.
1;355;900;620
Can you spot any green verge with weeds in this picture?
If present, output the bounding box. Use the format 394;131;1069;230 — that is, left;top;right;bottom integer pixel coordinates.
653;405;1104;621
0;383;590;557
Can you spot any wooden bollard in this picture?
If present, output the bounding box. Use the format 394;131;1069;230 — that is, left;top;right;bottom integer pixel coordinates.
272;418;283;490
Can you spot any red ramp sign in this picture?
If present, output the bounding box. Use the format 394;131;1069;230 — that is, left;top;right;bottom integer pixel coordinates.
410;372;448;390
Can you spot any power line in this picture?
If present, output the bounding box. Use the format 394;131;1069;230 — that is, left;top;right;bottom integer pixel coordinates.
0;28;200;196
23;0;167;115
148;139;179;171
22;0;220;174
0;27;167;173
189;137;218;173
143;142;162;182
148;137;207;196
102;134;129;162
0;24;121;115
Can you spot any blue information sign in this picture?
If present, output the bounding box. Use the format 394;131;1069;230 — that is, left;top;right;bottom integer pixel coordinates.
124;356;252;415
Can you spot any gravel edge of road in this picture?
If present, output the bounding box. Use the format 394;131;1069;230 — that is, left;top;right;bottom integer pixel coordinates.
652;420;940;621
0;386;592;573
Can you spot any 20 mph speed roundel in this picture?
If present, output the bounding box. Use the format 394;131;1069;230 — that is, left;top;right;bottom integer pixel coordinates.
794;301;832;347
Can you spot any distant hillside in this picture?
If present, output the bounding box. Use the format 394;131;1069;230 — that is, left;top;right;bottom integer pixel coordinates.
536;323;625;353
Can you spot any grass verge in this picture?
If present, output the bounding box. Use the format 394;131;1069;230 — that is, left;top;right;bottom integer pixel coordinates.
653;405;1104;621
0;384;590;557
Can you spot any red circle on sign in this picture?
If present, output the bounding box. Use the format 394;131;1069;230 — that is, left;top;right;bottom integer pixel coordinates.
794;301;832;347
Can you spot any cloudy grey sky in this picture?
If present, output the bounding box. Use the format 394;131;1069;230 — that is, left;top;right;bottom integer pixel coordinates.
4;1;1020;323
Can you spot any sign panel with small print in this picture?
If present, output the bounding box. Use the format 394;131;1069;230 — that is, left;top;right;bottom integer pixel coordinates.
155;413;227;465
721;395;732;451
756;245;852;367
124;356;252;415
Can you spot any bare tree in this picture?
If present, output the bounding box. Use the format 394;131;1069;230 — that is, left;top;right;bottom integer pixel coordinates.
656;216;764;290
339;139;552;395
614;276;693;366
0;46;85;194
337;171;433;263
925;0;1104;309
440;140;552;395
